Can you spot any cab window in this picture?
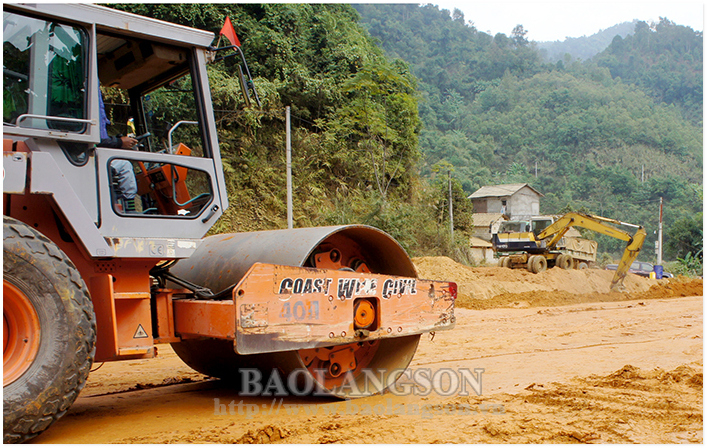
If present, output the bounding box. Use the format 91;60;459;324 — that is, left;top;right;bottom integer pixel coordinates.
97;31;214;218
531;219;552;236
3;12;86;131
98;32;207;158
499;221;529;233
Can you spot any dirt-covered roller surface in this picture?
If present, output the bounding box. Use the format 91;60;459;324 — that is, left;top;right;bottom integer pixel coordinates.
33;260;703;444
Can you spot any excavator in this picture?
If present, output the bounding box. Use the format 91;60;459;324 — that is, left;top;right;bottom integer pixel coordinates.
3;4;456;442
494;212;646;291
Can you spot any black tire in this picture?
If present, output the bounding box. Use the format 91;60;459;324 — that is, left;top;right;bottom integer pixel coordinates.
556;254;573;270
578;262;589;270
526;255;535;272
529;255;547;273
555;254;565;269
499;256;510;268
3;217;96;444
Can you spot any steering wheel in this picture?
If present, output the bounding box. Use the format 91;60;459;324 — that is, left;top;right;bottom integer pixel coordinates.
134;132;151;150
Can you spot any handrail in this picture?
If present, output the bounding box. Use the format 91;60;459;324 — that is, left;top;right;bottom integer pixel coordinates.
167;120;198;153
16;114;94;127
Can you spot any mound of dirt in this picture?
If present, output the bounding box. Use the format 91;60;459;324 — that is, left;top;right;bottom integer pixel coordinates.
413;256;703;309
504;364;704;443
632;278;705;301
595;364;703;389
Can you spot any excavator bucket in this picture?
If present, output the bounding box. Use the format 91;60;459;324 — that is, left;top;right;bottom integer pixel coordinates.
610;226;647;291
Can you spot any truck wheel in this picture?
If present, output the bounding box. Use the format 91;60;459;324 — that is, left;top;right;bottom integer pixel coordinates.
529;255;547;273
499;257;510;268
556;254;573;270
578;262;589;270
3;217;96;443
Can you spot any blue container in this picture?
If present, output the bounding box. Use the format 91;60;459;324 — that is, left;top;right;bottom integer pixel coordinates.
653;264;664;279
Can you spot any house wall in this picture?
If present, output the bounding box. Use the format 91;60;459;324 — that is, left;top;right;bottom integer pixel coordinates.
471;186;541;220
472;197;506;214
472;200;487;213
472;218;507;242
508;186;540;218
472;226;491;241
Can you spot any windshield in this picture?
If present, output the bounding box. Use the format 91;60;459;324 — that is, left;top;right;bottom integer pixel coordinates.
499;221;530;233
531;219;553;236
3;12;86;130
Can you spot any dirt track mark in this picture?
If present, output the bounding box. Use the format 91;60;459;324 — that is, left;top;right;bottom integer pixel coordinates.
84;376;207;397
413;337;666;367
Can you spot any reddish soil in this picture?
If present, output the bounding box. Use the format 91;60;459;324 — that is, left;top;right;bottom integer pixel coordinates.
33;260;703;444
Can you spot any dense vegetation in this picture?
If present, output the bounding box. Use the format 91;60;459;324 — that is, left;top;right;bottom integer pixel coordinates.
108;3;467;258
594;18;703;123
109;4;702;268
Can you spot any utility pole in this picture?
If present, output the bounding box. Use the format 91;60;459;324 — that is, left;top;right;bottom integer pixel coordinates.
641;165;645;183
286;106;293;229
657;197;663;265
448;169;454;242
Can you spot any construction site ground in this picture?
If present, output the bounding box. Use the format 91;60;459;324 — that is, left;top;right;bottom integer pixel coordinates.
34;258;703;444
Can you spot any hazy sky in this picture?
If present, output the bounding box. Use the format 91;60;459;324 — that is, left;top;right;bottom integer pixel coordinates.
431;1;704;42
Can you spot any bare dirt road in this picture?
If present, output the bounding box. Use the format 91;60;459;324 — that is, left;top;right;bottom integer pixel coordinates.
33;261;703;444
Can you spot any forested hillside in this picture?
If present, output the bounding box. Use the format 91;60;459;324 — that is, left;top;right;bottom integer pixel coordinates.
355;4;702;261
594;18;703;123
108;3;701;266
537;21;636;62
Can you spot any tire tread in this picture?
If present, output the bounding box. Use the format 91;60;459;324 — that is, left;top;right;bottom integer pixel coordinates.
3;217;96;444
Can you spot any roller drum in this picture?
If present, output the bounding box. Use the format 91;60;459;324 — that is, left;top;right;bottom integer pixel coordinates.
169;225;417;291
170;225;421;398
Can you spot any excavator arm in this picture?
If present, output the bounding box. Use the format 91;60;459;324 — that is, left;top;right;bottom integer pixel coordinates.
536;213;647;291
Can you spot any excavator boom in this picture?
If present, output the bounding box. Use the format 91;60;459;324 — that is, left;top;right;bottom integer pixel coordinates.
536;213;646;291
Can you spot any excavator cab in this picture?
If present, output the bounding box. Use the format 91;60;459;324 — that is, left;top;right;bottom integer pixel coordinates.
530;217;553;237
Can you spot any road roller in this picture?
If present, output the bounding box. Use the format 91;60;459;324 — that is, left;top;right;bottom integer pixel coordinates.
3;3;456;443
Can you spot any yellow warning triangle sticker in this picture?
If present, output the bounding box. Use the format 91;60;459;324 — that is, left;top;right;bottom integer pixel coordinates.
133;324;149;339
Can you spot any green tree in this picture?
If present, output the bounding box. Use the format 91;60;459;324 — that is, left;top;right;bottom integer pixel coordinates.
665;213;703;260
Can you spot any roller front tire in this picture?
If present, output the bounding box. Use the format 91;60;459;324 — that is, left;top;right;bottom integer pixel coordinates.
3;217;96;444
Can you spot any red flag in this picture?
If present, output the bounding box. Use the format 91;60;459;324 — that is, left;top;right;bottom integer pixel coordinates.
219;16;241;47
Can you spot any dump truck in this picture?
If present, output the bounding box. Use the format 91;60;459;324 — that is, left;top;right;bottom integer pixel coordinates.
493;212;646;290
494;215;598;270
2;4;456;442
